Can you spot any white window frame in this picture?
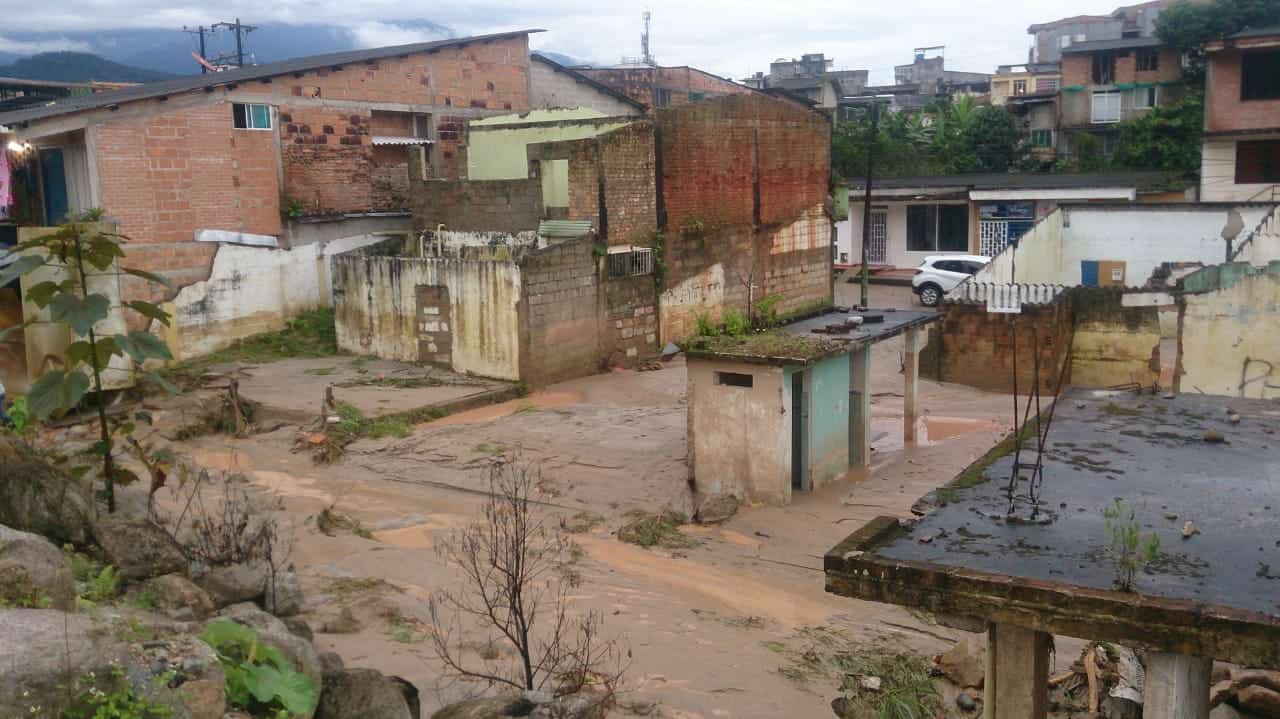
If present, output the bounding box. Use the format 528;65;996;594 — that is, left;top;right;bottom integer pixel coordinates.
607;246;654;278
1091;91;1122;123
232;102;272;131
1133;86;1159;109
1060;35;1072;49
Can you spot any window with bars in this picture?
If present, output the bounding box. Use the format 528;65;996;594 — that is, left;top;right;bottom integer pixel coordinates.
1136;48;1160;72
607;248;655;278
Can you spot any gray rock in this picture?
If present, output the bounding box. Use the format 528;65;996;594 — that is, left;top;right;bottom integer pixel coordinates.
264;570;305;617
197;560;269;608
321;606;362;634
319;651;345;675
0;609;130;717
283;616;314;642
0;435;96;545
937;636;986;689
551;690;612;719
141;573;216;620
126;634;226;719
0;524;75;610
92;517;187;581
219;602;323;706
956;692;977;712
432;696;537;719
317;668;416;719
694;494;739;524
1102;696;1142;719
1211;705;1243;719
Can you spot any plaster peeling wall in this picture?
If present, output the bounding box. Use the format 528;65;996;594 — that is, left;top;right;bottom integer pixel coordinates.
166;235;385;360
433;230;543;255
1181;271;1280;399
333;254;521;381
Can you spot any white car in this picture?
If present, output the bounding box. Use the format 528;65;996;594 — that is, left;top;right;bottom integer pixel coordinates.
912;254;990;307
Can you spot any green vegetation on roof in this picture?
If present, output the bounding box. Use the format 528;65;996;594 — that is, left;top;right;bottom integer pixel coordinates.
681;331;846;363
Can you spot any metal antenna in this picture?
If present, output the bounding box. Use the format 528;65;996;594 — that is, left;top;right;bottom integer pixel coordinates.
641;11;654;66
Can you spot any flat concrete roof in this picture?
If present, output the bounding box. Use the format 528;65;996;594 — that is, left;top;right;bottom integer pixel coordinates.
825;389;1280;666
683;309;939;366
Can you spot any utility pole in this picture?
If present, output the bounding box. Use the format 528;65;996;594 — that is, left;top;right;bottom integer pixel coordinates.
209;18;257;69
858;99;881;309
183;25;208;73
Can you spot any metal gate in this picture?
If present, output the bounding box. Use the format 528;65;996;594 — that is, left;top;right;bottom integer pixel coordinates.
867;210;888;264
979;220;1009;257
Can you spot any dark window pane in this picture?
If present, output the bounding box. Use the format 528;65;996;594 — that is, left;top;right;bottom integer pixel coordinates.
232;103;248;129
1092;52;1116;84
1236;140;1280;184
939;204;969;252
906;205;937;251
1242;51;1280;101
715;371;753;388
250;104;271;129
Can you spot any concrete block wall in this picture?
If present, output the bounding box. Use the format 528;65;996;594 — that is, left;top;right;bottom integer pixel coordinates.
411;176;543;234
923;300;1072;393
519;238;603;386
603;274;659;365
529;58;643;116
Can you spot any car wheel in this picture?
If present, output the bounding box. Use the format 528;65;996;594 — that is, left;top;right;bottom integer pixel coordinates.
918;283;942;307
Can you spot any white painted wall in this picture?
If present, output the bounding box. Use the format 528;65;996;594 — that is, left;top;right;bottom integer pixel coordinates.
165;234;385;360
975;205;1276;287
1200;137;1280;202
839;201;972;269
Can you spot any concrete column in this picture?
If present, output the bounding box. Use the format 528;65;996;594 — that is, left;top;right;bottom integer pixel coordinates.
903;327;921;443
1143;652;1211;719
848;347;871;469
984;623;1050;719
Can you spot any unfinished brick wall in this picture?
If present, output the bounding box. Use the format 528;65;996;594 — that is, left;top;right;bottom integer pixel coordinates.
94;101;280;299
576;67;753;112
519;238;602;387
922;300;1073;393
563;122;658;247
655;93;832;340
1206;47;1280;133
411;175;541;234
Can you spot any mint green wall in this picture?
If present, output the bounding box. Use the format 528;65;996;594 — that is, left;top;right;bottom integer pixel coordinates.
466;109;633;182
785;353;850;491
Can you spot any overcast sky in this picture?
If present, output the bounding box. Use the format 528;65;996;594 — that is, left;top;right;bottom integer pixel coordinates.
0;0;1124;83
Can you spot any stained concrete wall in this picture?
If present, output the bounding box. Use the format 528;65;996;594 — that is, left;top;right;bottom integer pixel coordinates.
1069;292;1161;389
687;358;791;506
163;234;388;361
1181;268;1280;398
977;205;1276;287
332;253;522;380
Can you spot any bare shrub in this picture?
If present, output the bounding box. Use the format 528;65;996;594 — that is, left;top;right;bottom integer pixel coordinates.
429;459;627;702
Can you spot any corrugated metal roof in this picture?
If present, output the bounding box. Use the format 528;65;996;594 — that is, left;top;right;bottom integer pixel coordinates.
0;29;542;128
539;219;594;238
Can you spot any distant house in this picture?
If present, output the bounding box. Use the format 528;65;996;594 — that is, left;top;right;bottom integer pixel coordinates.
836;172;1185;269
1200;26;1280;201
1027;1;1176;64
839;48;990;116
1057;37;1186;160
0;30;540;365
741;53;868;109
573;65;753;113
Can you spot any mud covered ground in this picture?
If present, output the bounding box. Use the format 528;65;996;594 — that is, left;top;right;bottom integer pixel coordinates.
123;285;1043;717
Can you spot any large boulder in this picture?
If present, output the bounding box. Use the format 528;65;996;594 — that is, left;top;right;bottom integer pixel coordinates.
0;609;130;716
139;573;216;620
92;517;187;581
1239;685;1280;718
0;524;75;610
317;668;418;719
0;435;95;545
197;560;269;608
432;691;609;719
126;633;227;719
264;569;305;617
432;697;536;719
219;602;323;701
937;635;986;689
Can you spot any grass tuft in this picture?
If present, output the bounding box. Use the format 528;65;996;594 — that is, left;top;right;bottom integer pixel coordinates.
617;511;698;550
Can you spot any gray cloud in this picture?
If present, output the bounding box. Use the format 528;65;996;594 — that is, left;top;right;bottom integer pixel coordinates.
0;0;1119;83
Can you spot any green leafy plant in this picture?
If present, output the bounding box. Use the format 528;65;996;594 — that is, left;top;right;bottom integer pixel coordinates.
64;545;121;608
0;210;175;513
200;619;318;718
692;313;719;337
2;395;31;435
282;198;307;221
753;294;785;330
650;231;667;289
722;308;751;338
63;665;174;719
1103;499;1161;592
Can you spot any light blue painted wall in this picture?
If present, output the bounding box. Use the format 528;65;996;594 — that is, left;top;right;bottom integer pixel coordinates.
787;354;850;491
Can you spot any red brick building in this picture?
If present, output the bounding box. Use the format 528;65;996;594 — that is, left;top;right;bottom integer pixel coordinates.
0;31;537;359
1201;26;1280;201
575;66;753;113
